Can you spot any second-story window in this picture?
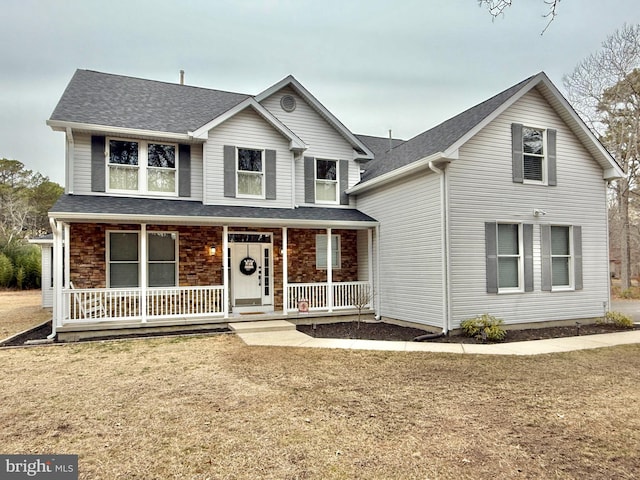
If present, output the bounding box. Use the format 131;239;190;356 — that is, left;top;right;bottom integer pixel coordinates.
109;140;139;191
108;139;178;195
147;144;176;193
316;159;338;203
522;127;545;182
237;148;264;197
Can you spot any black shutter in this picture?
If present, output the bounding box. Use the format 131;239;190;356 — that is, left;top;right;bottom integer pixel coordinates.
523;223;534;292
265;149;276;200
91;135;106;192
574;226;583;290
178;144;191;197
485;222;498;293
339;159;349;205
511;123;523;184
223;145;236;198
547;128;557;186
304;156;315;204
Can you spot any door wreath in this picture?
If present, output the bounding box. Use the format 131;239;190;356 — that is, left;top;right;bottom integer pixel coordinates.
240;257;258;275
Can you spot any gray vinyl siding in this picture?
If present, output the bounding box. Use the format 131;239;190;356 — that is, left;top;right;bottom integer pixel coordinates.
357;229;369;282
260;87;359;207
357;173;444;328
70;133;204;201
204;108;292;207
447;88;609;328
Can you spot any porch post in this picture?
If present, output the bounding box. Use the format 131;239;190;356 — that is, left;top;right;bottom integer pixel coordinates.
50;219;64;330
223;225;229;319
140;224;147;323
282;227;288;315
64;223;70;291
375;225;381;316
367;227;374;312
326;227;333;312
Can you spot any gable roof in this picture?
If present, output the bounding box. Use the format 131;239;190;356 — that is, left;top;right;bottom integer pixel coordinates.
353;72;623;192
48;69;249;135
255;75;375;160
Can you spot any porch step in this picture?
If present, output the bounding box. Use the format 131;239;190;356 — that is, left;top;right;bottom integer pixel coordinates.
228;320;297;334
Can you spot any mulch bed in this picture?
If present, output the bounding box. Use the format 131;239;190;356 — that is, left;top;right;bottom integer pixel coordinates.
0;321;229;347
297;321;640;344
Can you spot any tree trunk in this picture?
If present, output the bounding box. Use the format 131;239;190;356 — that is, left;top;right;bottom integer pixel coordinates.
620;182;632;289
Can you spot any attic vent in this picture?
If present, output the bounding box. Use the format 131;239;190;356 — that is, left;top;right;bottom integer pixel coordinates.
280;94;296;112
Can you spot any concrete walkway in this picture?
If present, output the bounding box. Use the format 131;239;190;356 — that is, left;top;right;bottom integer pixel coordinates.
229;319;640;356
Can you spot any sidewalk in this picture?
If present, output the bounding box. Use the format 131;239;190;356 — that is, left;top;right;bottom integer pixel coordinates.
230;320;640;356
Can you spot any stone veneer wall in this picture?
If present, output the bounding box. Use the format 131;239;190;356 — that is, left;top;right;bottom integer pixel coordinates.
69;224;223;289
69;224;360;310
287;229;358;283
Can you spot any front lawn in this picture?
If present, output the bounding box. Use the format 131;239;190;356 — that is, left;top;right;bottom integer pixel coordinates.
0;289;51;340
1;334;639;479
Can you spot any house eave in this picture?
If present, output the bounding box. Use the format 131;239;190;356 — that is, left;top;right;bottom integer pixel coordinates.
49;212;378;229
348;152;450;195
46;120;199;143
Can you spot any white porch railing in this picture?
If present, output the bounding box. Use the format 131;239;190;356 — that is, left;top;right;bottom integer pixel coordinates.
286;281;371;312
63;285;225;322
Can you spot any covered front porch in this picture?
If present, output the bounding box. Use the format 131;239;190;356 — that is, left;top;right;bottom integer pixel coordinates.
48;196;379;339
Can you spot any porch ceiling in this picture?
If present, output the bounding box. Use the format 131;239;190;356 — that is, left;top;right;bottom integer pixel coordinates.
49;194;378;228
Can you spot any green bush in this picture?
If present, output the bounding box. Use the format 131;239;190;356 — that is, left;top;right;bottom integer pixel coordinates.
0;253;13;287
461;314;506;342
599;311;634;329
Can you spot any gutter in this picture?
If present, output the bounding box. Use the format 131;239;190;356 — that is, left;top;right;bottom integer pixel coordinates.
47;120;200;143
428;160;451;335
48;212;379;230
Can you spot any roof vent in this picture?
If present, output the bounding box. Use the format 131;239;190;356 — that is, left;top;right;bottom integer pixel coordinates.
280;94;296;112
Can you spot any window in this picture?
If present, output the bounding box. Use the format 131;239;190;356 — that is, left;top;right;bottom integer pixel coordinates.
486;222;533;294
316;159;338;203
148;233;177;287
108;232;139;287
316;234;340;269
497;224;522;290
108;139;178;195
109;140;139;191
147;144;176;193
551;226;571;288
542;225;582;291
237;148;264;197
512;123;557;186
107;231;177;288
522;127;545;182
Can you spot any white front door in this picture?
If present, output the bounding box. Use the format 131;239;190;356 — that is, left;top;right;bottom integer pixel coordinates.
230;242;273;310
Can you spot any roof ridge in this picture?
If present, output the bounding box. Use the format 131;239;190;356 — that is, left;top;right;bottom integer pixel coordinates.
77;69;250;97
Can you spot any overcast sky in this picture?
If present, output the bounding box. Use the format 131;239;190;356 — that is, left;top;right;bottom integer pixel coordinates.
2;0;639;185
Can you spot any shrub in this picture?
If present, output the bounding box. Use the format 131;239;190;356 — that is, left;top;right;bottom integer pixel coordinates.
461;314;506;342
599;311;634;329
0;253;13;287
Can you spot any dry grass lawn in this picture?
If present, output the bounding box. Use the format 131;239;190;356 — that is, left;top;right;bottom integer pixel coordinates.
0;289;51;339
1;332;640;479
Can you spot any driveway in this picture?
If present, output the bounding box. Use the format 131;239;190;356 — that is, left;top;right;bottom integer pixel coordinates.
611;300;640;323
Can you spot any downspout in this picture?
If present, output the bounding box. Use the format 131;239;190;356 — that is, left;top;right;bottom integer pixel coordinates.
48;218;62;340
604;179;612;317
428;160;451;335
374;225;381;320
65;127;74;194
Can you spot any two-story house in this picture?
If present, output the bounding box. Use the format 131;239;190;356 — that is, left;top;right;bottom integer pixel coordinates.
45;69;622;341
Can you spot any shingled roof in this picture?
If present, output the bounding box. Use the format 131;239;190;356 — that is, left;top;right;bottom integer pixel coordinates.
49;69;249;134
50;194;377;226
360;75;536;182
